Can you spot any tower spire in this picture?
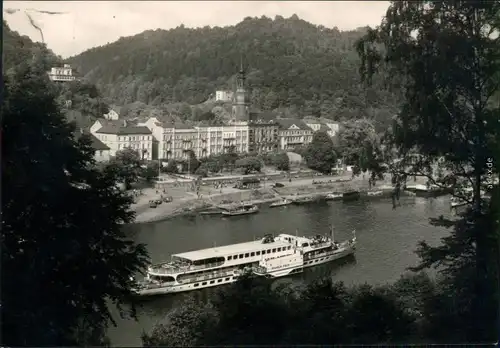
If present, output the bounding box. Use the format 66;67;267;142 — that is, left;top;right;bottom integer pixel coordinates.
240;54;243;72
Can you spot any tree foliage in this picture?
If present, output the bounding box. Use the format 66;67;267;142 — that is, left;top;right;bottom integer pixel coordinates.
304;131;337;173
235;156;262;175
109;148;142;189
143;274;419;346
337;118;386;177
357;0;500;341
2;58;149;346
260;152;290;171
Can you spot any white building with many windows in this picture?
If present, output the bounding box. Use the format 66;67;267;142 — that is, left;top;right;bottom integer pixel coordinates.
47;64;77;82
140;117;249;160
90;119;153;160
276;119;314;151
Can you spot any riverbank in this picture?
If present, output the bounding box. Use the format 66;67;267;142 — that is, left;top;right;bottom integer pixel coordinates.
132;174;427;224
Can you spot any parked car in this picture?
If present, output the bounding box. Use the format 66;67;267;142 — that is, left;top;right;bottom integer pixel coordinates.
149;200;157;208
272;183;285;188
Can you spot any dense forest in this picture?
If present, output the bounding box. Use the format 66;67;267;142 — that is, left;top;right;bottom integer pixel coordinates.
66;15;400;127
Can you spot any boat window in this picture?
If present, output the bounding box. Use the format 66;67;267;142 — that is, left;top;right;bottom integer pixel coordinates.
272;248;276;253
256;251;261;255
250;252;255;256
228;256;232;260
239;254;244;259
210;280;215;284
202;282;207;285
192;257;225;266
194;283;199;287
225;277;230;281
245;253;249;257
217;279;222;283
267;250;271;254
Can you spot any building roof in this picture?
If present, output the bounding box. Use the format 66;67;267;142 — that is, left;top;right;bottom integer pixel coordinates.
303;119;322;124
89;134;110;151
250;110;278;121
173;238;291;261
159;121;194;130
97;119;123;127
96;125;152;135
276;119;313;131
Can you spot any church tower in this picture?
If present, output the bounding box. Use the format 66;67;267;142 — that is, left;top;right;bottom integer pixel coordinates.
231;59;250;121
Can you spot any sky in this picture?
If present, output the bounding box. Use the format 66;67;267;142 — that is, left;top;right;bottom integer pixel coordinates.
4;1;390;58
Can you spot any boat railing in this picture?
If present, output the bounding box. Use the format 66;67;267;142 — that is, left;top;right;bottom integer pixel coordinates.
254;266;267;274
137;281;176;290
309;242;331;249
149;261;225;274
177;270;235;283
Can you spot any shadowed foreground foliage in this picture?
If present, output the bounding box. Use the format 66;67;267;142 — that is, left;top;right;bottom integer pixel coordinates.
2;58;150;345
142;272;430;345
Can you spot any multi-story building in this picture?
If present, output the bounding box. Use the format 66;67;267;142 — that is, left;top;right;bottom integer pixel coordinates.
304;120;340;137
248;120;279;154
141;117;250;160
276;119;314;151
215;90;234;102
47;64;77;82
90;119;153;160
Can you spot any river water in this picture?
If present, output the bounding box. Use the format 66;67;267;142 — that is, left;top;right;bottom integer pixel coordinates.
108;195;452;346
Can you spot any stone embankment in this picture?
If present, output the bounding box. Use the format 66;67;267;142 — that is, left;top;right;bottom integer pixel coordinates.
131;174;429;224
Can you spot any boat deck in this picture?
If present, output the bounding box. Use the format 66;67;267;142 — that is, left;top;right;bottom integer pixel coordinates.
174;238;291;261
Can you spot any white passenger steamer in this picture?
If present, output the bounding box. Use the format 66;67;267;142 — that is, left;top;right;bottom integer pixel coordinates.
134;229;357;295
253;229;357;278
133;234;294;296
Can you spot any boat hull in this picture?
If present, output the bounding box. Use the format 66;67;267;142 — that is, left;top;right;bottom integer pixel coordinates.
134;273;241;296
325;194;343;201
255;244;356;279
292;198;314;205
255;266;304;278
270;201;292;207
303;245;356;269
222;209;258;216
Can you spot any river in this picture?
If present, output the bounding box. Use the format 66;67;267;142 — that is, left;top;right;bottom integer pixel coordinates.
108;195;452;346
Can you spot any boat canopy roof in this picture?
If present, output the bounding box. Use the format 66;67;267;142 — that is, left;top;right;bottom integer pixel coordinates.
173;238;291;262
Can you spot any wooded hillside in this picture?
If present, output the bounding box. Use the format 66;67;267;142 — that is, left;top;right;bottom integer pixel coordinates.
66;15;400;127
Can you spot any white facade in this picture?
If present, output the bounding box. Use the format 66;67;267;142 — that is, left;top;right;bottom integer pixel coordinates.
90;119;153;160
48;64;76;82
141;117;250;160
278;124;313;151
94;149;111;162
104;109;120;120
304;121;340;137
215;90;234;102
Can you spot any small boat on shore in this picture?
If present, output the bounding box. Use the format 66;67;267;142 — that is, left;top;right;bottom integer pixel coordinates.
222;204;259;216
270;198;293;208
367;190;384;197
325;192;343;201
200;209;224;216
292;196;315;205
405;183;451;198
